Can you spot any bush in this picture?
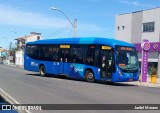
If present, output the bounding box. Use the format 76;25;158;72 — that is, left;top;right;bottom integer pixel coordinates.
150;66;157;75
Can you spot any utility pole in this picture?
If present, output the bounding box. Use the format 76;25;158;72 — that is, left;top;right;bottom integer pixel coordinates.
51;7;77;38
74;19;77;38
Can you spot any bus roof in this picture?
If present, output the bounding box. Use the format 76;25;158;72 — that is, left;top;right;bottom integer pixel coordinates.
27;37;135;48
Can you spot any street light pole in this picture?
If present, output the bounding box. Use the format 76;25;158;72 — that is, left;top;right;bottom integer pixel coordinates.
74;19;77;38
51;7;77;37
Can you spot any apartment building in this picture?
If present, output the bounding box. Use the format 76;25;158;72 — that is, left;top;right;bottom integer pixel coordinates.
15;32;42;66
115;7;160;76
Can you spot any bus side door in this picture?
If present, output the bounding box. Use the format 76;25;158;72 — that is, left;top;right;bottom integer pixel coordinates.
59;48;70;75
101;50;114;79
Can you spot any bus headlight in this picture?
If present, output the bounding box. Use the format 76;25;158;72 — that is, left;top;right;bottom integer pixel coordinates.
118;70;123;76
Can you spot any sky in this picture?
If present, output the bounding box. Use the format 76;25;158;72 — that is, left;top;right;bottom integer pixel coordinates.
0;0;160;49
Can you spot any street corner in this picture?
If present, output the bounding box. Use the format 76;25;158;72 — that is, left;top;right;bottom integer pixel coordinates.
135;82;160;88
124;79;160;88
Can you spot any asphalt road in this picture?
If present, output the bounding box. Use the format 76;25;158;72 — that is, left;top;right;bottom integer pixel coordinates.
0;64;160;113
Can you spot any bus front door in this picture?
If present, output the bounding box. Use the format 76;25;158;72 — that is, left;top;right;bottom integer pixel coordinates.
59;49;70;75
101;50;113;80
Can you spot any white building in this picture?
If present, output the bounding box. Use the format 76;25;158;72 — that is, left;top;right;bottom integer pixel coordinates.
15;32;42;66
115;7;160;76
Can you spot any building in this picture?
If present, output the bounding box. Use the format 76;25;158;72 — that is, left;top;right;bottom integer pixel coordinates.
0;47;9;62
115;7;160;76
15;32;42;66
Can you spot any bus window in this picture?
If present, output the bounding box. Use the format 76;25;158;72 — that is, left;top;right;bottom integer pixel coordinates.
26;45;31;56
100;49;114;79
64;50;70;62
94;46;100;67
26;45;39;59
38;45;59;61
71;46;83;63
52;46;59;61
86;45;95;65
39;45;52;60
60;49;70;62
101;52;107;78
117;53;128;65
115;46;139;73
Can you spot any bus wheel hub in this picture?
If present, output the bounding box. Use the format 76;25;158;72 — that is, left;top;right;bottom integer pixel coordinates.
88;73;93;79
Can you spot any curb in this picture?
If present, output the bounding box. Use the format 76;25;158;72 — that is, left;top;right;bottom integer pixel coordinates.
123;82;160;88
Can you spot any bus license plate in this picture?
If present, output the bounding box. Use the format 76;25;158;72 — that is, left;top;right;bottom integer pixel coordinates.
129;79;133;81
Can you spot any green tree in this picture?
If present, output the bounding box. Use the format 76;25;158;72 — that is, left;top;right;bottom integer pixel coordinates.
9;42;17;64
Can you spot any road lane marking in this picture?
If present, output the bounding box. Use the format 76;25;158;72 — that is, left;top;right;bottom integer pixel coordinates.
0;65;30;73
0;88;19;104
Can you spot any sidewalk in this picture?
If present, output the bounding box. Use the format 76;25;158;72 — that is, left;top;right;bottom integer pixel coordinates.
123;76;160;88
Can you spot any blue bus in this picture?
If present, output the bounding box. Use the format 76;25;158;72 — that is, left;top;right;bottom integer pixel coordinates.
24;37;140;82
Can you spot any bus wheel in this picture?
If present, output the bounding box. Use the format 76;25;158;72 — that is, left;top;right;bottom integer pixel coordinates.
39;65;46;77
85;70;95;82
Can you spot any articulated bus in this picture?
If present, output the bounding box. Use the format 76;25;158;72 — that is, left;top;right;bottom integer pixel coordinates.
24;37;140;82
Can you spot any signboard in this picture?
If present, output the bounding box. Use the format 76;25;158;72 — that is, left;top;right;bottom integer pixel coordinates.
101;46;111;50
141;40;150;82
116;46;133;51
60;45;70;48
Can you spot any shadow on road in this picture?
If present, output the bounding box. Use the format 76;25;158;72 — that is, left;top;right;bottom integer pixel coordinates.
26;73;40;76
25;73;136;87
104;82;136;87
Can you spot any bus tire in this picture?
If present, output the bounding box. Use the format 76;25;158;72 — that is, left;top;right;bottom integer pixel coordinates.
39;65;46;77
85;70;95;83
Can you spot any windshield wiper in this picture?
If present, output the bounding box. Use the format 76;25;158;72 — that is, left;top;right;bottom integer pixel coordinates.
124;67;138;70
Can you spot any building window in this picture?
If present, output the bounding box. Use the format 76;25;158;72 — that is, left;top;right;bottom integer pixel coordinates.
37;36;40;40
117;26;120;30
122;26;125;30
143;22;155;32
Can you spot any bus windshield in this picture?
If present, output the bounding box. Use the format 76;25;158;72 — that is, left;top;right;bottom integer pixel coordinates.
115;46;139;73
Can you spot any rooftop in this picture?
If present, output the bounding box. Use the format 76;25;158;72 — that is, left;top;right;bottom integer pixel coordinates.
30;32;41;35
15;32;41;40
15;35;29;40
27;37;135;48
0;48;9;52
117;7;160;16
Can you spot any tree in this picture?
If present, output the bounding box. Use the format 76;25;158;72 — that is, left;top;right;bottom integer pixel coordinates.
9;42;16;64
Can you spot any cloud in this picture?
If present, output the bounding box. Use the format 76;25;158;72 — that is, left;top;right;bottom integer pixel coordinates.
119;0;155;7
0;4;69;29
0;4;107;38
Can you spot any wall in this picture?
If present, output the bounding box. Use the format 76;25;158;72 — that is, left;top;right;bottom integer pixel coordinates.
115;13;132;42
26;35;42;43
142;8;160;42
131;11;143;43
15;50;24;66
115;8;160;43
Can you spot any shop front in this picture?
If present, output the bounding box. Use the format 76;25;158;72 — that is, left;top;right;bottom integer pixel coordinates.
134;42;160;77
